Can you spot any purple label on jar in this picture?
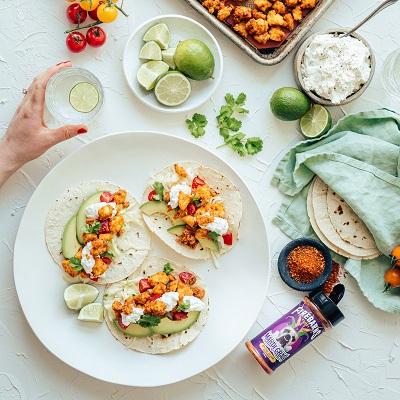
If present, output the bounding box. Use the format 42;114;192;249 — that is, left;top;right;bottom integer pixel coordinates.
250;301;325;371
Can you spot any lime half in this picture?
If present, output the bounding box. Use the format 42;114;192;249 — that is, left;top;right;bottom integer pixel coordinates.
69;82;99;113
64;283;99;311
136;60;169;90
154;71;191;106
300;105;332;139
139;41;162;61
143;23;170;50
77;303;104;322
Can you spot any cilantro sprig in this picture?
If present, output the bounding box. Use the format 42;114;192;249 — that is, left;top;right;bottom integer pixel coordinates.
138;314;161;328
69;257;83;272
186;113;208;138
100;249;115;258
177;300;190;312
152;182;164;201
84;221;101;234
208;231;220;251
163;263;174;275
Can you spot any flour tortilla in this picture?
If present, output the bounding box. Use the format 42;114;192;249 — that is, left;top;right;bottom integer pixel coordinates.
307;177;380;259
142;162;242;259
103;256;209;354
45;182;151;284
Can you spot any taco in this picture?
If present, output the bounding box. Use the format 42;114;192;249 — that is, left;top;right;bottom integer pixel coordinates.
140;162;242;259
103;256;209;354
45;182;151;284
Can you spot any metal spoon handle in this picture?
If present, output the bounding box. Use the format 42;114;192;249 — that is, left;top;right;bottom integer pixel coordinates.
342;0;398;37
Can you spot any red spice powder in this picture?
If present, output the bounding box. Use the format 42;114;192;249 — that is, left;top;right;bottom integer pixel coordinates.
322;261;343;296
287;245;325;283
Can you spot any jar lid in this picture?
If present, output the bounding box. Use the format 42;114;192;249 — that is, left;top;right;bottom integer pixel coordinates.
309;286;345;326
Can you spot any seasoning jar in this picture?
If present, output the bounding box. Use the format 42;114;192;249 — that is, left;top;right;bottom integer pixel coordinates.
246;284;345;374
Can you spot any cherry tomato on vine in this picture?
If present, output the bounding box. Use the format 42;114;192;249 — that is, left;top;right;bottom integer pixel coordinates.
391;245;400;259
79;0;100;11
88;2;102;20
66;31;86;53
97;3;118;23
384;267;400;291
66;3;87;24
86;26;106;47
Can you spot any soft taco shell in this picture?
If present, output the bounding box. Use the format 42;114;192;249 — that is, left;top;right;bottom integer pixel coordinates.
45;181;151;284
103;256;209;354
141;162;242;259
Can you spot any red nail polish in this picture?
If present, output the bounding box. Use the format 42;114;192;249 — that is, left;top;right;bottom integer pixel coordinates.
77;128;87;134
56;61;71;66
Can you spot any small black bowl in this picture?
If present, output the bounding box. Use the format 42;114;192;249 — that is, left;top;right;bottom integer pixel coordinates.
278;238;332;291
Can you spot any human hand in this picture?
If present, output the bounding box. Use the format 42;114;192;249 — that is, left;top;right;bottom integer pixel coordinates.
0;61;87;185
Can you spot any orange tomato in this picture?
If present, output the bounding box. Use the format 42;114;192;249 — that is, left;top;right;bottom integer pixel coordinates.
80;0;100;11
391;245;400;259
384;267;400;291
97;3;118;23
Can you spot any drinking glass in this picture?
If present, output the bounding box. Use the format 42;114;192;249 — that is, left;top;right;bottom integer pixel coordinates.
381;49;400;102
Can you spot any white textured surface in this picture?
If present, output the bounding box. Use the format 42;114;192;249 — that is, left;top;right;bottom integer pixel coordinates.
1;0;400;398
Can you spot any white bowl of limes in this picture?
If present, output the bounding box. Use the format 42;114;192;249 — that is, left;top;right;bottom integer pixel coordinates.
123;14;223;113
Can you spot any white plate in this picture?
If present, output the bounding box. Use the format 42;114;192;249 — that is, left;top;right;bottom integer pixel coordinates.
14;132;270;387
123;14;223;113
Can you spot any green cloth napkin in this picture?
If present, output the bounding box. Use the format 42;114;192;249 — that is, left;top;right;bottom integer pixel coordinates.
271;109;400;314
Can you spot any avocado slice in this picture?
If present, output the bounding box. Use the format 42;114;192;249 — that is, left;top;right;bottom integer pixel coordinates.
149;311;200;335
113;319;152;337
167;224;186;236
198;237;219;252
62;214;81;259
76;191;104;245
140;201;184;226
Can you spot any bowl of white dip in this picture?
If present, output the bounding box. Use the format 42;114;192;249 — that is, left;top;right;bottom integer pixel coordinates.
294;29;375;105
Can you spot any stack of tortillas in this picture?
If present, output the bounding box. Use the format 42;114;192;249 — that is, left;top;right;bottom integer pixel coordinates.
307;176;380;259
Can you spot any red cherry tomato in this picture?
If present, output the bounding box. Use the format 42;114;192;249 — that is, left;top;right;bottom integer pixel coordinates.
88;2;102;20
100;191;114;202
192;176;205;189
148;189;157;201
86;26;106;48
98;220;110;234
139;278;151;293
117;315;129;330
172;312;188;321
187;202;196;215
150;294;162;302
102;257;112;265
222;232;233;245
66;3;87;24
66;31;86;53
89;276;99;282
179;271;195;285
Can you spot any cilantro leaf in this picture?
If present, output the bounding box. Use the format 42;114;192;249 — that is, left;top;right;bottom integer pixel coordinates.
138;314;161;328
245;137;263;155
163;263;174;275
84;221;101;234
177;300;190;312
69;257;82;272
152;181;164;201
186;113;208;138
208;231;220;243
191;197;202;207
100;249;115;258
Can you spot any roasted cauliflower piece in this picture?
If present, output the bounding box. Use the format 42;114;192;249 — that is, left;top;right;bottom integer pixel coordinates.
178;192;192;211
246;18;269;35
254;0;273;11
133;291;151;305
62;260;79;277
292;6;303;21
113;189;127;204
98;204;114;220
233;6;252;23
233;22;249;38
272;1;287;14
92;258;108;276
148;271;170;286
267;10;287;26
109;213;124;234
174;163;187;178
284;13;295;30
144;300;166;317
217;5;233;20
269;26;286;41
193;286;206;299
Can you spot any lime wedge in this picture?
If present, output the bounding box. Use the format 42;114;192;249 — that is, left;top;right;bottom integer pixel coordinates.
69;82;99;113
64;283;99;311
162;47;176;69
300;105;332;139
143;23;170;50
77;302;104;322
136;60;169;90
139;41;162;61
154;71;191;106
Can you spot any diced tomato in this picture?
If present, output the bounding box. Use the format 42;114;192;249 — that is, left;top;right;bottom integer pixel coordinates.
98;219;110;234
118;316;129;330
179;271;194;284
90;276;99;282
150;294;162;301
100;191;114;202
192;176;205;188
148;189;157;201
102;257;112;265
172;312;188;321
187;203;196;215
139;278;151;293
222;232;233;245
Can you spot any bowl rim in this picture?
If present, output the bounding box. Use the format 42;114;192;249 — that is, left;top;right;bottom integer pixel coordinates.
122;14;223;114
277;237;333;291
294;28;376;106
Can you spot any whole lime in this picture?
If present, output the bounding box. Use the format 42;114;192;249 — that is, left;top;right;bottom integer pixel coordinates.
174;39;215;81
270;87;311;121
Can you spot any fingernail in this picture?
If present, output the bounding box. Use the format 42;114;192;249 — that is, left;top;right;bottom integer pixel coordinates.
56;61;71;66
77;128;87;134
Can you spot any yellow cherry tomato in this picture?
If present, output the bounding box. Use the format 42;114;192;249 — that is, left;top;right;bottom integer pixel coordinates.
79;0;100;11
97;3;118;23
391;245;400;259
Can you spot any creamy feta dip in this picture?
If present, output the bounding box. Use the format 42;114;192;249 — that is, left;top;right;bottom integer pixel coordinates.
85;202;117;218
199;216;229;235
182;296;205;312
168;183;192;209
121;307;144;326
159;292;179;312
300;33;371;104
81;242;95;274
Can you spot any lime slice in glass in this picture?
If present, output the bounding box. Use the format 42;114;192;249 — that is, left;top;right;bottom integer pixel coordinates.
142;23;170;50
64;283;99;310
69;82;99;113
154;71;191;106
162;47;176;69
300;104;332;139
77;302;104;322
139;41;162;61
136;60;169;90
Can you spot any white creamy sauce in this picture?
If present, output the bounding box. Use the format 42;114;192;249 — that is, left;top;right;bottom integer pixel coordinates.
81;242;95;274
168;183;192;209
159;292;179;312
200;216;229;235
121;307;144;326
300;33;371;104
85;202;117;219
182;296;205;312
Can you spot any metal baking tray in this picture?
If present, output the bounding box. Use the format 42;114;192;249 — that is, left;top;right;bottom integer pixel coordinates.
185;0;336;65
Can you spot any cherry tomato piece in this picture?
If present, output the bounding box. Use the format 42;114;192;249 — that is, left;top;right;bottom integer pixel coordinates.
187;203;196;215
139;278;151;293
179;272;196;285
98;220;110;234
86;26;106;47
118;316;129;330
222;232;233;245
192;176;205;188
102;257;112;265
391;246;400;259
384;268;400;289
150;294;162;302
172;312;188;321
66;3;87;24
97;3;118;23
148;189;157;201
79;0;100;11
100;191;114;202
66;32;86;53
90;276;99;282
